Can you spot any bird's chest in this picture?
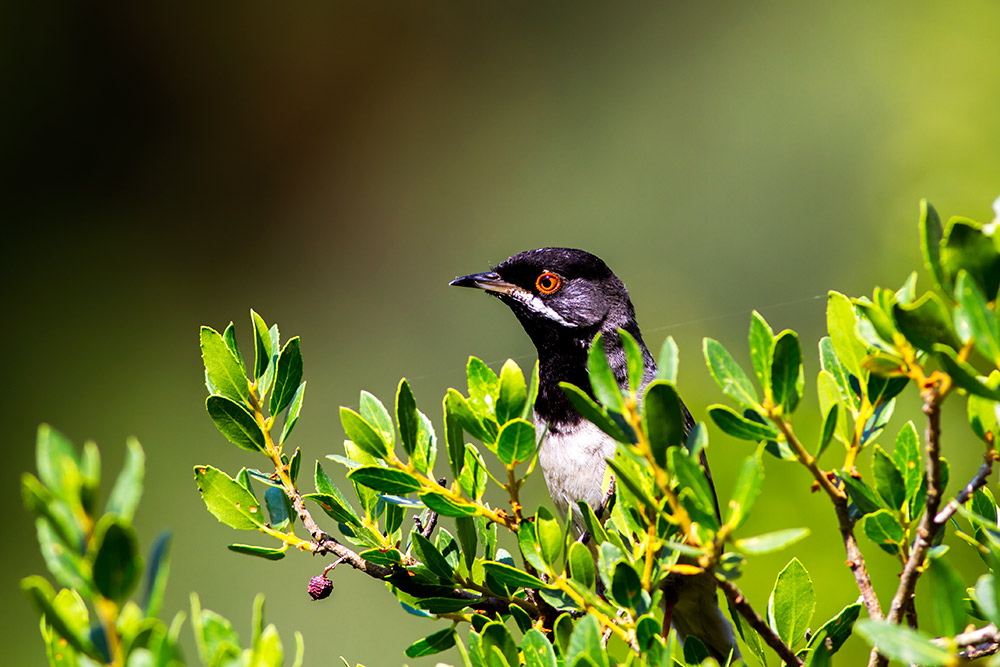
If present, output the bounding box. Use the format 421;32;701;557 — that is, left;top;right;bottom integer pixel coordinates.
535;417;617;520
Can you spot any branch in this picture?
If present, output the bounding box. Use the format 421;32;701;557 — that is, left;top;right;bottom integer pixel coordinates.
933;449;997;526
930;624;1000;662
884;390;946;624
833;497;882;621
774;414;883;621
716;577;803;667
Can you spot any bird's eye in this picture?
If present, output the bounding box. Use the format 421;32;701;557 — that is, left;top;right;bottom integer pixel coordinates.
535;272;562;295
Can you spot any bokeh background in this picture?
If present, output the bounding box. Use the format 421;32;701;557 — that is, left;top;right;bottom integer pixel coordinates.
5;2;1000;664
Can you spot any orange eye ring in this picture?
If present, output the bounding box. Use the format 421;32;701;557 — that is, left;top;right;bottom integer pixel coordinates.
535;272;562;295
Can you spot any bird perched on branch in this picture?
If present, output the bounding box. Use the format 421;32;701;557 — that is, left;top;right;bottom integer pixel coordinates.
451;247;737;662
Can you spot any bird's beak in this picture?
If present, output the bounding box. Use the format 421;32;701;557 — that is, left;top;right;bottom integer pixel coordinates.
449;271;520;296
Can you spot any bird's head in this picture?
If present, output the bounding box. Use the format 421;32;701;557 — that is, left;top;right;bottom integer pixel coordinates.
450;247;640;351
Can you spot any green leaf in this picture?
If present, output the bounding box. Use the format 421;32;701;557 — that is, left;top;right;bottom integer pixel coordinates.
467;357;500;417
396;379;419;457
767;557;815;648
934;343;1000;399
206;394;266;453
559;383;630;443
619;329;646;394
807;601;862;656
142;530;171;617
340;407;389;459
737;527;809;556
535;507;563;569
194;465;265;530
668;449;717;529
656;336;679;384
481;561;547;589
107;437;144;521
707;405;779;441
819;336;859;413
643;381;685;467
459;444;488;501
522;629;557;667
726;454;764;530
588;333;624;413
749;310;775;391
264;485;292;531
35;424;82;501
495;419;536;466
269;337;303;416
872;445;905;510
941;215;1000;299
227;543;287;561
827;292;867;382
704;338;759;408
771;330;804;413
251;309;271;380
920;199;947;292
855;620;953;666
92;515;142;603
892;421;922;503
862;509;905;555
36;519;92;595
954;270;1000;364
347;466;422;495
928;555;967;636
201;326;250;402
278;381;306;445
412;533;455;582
257;324;280;398
611;561;644;612
816;404;838;460
894;292;961;354
222;322;247;377
405;627;456;658
420;492;478;518
497;359;528;424
21;576;100;660
839;474;883;516
568;542;596;589
567;614;609;667
413;409;437;477
973;574;1000;627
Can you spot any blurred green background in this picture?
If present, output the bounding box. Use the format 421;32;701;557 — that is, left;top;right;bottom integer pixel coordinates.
4;2;1000;664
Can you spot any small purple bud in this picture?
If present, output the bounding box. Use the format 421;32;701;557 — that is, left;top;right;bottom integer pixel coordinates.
308;575;333;601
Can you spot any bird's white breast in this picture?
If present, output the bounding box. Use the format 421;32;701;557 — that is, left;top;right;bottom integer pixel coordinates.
535;417;617;530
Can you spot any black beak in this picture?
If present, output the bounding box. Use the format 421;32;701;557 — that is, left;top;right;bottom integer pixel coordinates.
449;271;520;296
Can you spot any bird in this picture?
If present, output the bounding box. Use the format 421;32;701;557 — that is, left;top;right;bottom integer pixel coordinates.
450;247;737;662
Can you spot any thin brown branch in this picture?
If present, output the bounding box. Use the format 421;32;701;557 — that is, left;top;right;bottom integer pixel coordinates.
871;388;948;667
933;449;997;526
833;497;883;621
716;577;803;667
927;623;1000;662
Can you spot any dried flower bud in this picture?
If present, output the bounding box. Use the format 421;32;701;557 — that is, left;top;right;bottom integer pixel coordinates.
308;575;333;601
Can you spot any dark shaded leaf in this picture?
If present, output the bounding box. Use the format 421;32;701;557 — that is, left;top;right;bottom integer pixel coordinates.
347;466;422;495
559;382;630;443
405;628;456;658
206;395;265;453
227;543;286;560
482;561;547;589
771;330;804;413
920;199;947;292
708;405;779;441
250;309;271;380
92;516;141;603
279;381;306;444
862;510;904;555
894;292;961;354
269;337;303;416
643;381;685;467
872;445;905;510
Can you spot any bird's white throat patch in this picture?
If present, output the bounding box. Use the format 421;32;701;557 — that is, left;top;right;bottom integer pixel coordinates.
510;289;580;328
